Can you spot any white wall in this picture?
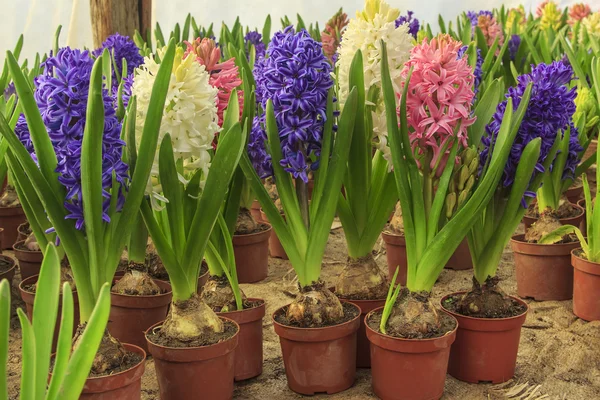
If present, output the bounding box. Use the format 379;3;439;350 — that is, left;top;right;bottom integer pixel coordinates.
0;0;590;63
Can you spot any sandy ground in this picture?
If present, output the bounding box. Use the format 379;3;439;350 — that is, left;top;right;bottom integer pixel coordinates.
4;223;600;399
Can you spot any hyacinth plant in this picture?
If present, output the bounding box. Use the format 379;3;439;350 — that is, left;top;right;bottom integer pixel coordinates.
377;36;532;336
0;41;176;371
0;245;110;400
134;44;246;341
332;0;413;301
243;27;358;327
461;62;579;316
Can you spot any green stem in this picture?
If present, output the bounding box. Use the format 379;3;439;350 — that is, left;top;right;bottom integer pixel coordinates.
128;214;148;264
296;178;310;230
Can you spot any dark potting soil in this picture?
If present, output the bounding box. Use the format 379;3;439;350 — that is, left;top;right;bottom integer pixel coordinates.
235;222;270;236
442;294;527;318
274;302;359;328
366;308;457;339
0;257;14;273
146;320;238;348
88;350;144;377
526;201;582;219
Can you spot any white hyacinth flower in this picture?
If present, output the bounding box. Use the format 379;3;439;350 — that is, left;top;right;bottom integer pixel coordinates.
336;0;413;165
132;46;220;208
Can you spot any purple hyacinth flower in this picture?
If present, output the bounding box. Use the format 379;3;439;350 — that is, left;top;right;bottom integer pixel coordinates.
508;34;521;61
457;45;483;98
245;30;266;59
93;33;143;88
396;11;420;39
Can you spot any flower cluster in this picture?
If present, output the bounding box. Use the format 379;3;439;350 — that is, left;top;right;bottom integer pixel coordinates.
467;10;504;51
457;45;483;97
401;35;476;174
508;34;522;61
252;27;332;182
539;1;563;30
132;46;219;204
336;0;413;163
506;6;527;33
15;48;128;230
581;13;600;41
185;37;243;127
395;10;420;39
321;9;349;62
92;33;143;88
574;86;599;131
481;61;578;199
536;0;552;17
245;31;266;59
569;3;592;25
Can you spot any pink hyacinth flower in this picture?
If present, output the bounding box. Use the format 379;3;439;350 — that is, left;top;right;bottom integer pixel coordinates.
400;34;476;176
185;38;244;128
569;3;592;25
476;14;504;53
321;9;349;62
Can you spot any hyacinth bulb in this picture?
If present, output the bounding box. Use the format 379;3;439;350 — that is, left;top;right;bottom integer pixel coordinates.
400;34;476;175
539;1;563;30
336;0;413;164
569;3;592;25
185;37;244;127
321;8;349;62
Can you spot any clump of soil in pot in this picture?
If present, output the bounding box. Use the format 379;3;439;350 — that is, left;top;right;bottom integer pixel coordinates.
526;198;582;219
525;209;578;244
282;281;348;328
73;327;142;376
335;253;388;300
0;257;13;273
201;274;247;312
367;306;456;339
275;301;358;328
235;208;269;235
0;186;20;208
146;319;238;348
444;276;527;318
111;265;161;296
381;288;455;339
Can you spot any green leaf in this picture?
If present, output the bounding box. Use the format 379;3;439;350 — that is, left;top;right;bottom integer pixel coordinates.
17;309;36;400
0;280;9;400
182;14;191;41
263;15;272;45
469;79;502;146
538;225;582;245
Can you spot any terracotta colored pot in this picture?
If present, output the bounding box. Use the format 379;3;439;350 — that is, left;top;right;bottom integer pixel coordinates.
565;184;584;204
19;274;79;352
146;317;239;400
441;293;528;384
510;234;578;301
109;278;172;352
273;302;360;395
260;210;288;260
0;205;26;250
233;224;272;283
366;307;457;400
250;200;262;222
571;250;600;321
13;241;43;281
0;253;16;286
577;199;587;235
16;222;29;243
522;203;585;231
197;267;210;294
218;298;265;381
345;297;385;368
381;231;407;286
445;239;473;270
80;343;146;399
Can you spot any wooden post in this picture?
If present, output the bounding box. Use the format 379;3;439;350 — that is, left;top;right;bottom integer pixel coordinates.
90;0;152;47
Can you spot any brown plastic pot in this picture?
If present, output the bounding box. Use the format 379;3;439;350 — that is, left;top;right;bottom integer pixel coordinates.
250;200;262;222
218;298;265;381
510;234;578;301
565;184;584;204
273;302;360;395
522;203;585;231
260;210;288;259
80;343;146;399
571;250;600;321
146;317;239;400
17;222;29;242
381;231;407;286
366;307;457;400
13;240;43;281
19;274;80;352
109;278;173;352
445;239;473;270
0;205;26;249
197;267;210;294
577;199;588;235
346;298;385;368
0;253;16;286
441;292;528;383
233;224;272;283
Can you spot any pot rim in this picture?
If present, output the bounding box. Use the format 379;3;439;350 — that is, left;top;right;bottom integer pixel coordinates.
0;204;24;215
329;286;387;304
145;316;240;351
523;202;585;222
232;223;272;238
364;306;458;343
83;343;146;386
13;240;43;255
510;234;582;252
271;301;361;333
19;274;78;297
110;276;173;299
0;254;17;274
439;291;529;322
571;248;600;276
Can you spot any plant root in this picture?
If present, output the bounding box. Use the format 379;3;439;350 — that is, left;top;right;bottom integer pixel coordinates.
385;288;441;337
235;208;260;235
286;281;344;327
335;253;388;299
201;274;246;312
161;294;224;342
112;268;160;296
455;276;513;318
